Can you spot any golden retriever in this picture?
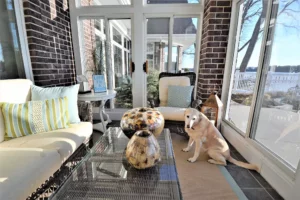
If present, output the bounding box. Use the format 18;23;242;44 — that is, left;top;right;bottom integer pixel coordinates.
183;108;258;171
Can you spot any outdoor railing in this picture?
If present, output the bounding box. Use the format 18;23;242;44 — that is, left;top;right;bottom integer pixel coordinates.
232;71;300;93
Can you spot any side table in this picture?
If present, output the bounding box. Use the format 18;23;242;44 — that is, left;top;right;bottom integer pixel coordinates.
78;90;116;133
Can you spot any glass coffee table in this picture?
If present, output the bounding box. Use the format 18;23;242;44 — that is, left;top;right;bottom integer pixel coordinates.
50;127;182;200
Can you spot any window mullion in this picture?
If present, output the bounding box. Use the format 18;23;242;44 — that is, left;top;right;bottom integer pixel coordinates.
167;16;173;72
246;0;274;139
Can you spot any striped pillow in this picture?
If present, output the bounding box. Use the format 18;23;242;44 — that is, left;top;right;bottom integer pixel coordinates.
1;97;70;138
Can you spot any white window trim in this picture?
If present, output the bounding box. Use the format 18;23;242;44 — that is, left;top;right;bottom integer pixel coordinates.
13;0;34;81
70;0;203;109
221;0;300;198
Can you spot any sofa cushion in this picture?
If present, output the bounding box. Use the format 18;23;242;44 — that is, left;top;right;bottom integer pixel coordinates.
159;77;190;106
2;97;70;139
31;84;80;124
0;79;32;143
0;148;61;200
155;107;186;121
0;122;92;162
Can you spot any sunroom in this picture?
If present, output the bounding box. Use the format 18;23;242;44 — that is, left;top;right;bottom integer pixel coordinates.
0;0;299;199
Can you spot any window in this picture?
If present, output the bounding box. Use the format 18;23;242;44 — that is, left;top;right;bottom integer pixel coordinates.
110;19;132;109
225;0;300;170
0;0;27;79
112;28;122;45
254;0;300;169
113;45;123;87
71;0;202;113
225;0;267;133
146;18;169;72
172;17;198;73
80;0;131;6
80;18;132;109
147;0;199;4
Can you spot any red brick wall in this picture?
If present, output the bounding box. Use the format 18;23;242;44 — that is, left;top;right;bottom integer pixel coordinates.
197;0;232;100
23;0;76;86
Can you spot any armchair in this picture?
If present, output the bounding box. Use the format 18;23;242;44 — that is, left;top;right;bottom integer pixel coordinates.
149;72;202;121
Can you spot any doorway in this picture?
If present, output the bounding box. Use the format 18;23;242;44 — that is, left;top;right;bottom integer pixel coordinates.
70;0;203;118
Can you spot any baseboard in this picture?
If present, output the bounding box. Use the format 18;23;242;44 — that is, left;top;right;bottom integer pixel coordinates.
221;122;294;199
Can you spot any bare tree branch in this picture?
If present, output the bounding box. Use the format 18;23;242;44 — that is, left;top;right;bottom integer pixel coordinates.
239;0;268;72
244;8;262;22
238;29;263;52
277;22;300;32
278;0;298;16
238;0;300;71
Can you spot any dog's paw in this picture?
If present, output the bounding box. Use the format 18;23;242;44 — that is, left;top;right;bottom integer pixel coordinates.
187;157;197;163
182;148;189;152
207;159;216;164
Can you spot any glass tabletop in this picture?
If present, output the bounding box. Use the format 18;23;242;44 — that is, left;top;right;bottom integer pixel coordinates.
51;127;182;200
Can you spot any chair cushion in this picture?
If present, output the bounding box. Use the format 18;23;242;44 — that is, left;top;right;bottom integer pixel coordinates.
155;107;186;121
31;84;80;124
0;122;92;162
0;148;61;200
167;85;194;108
1;97;70;139
0;79;33;143
159;77;190;106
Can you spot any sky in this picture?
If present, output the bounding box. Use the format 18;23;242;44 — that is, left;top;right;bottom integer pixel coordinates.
236;0;300;69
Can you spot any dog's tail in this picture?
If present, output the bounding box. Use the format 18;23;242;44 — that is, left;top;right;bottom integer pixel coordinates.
228;156;259;171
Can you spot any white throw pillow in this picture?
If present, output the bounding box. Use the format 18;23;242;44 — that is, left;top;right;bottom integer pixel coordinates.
31;84;80;123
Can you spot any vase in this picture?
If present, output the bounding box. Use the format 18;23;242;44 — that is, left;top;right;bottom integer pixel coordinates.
120;107;164;138
122;149;160;194
126;130;161;169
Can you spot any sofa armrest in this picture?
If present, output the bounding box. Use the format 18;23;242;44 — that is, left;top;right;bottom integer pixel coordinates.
77;101;93;123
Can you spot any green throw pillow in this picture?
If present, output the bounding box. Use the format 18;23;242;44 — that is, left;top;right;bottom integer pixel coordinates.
167;85;194;108
1;97;70;138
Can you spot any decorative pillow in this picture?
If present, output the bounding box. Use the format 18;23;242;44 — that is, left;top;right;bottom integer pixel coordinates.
159;77;190;106
31;84;80;123
1;97;70;138
167;85;194;108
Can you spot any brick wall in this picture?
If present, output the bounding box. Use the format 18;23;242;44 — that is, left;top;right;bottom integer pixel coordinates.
23;0;76;86
197;0;231;100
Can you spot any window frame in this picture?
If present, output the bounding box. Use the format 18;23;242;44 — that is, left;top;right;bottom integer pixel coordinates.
221;0;300;198
3;0;34;81
223;0;297;176
70;0;203;111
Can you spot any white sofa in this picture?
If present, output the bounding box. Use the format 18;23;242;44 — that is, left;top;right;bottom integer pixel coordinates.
0;79;93;200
